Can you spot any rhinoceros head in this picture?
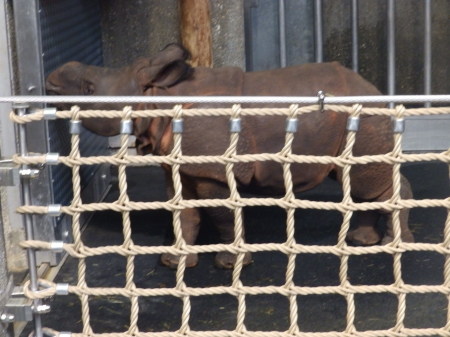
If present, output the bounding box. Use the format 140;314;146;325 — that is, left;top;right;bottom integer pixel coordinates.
45;44;192;135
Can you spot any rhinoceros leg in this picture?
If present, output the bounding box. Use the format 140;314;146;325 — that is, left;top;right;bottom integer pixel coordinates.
346;173;414;245
195;179;252;269
380;174;414;244
161;171;201;268
202;206;252;269
347;210;382;245
160;207;201;268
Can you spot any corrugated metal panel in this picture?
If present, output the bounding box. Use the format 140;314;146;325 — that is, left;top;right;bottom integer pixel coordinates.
39;0;108;206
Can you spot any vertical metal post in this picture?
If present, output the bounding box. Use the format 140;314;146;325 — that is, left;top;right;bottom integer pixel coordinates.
279;0;287;68
387;0;396;108
14;103;43;337
351;0;359;72
314;0;323;63
424;0;432;107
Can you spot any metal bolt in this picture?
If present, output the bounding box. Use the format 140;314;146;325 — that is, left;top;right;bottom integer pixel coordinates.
19;168;41;179
0;312;15;323
33;304;51;314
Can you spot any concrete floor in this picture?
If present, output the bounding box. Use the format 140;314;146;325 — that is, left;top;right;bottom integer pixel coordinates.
22;161;449;335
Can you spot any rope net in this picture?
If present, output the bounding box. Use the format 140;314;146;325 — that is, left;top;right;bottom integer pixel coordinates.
14;103;450;337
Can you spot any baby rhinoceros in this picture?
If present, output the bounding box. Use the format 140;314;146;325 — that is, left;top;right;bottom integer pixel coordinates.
46;43;414;269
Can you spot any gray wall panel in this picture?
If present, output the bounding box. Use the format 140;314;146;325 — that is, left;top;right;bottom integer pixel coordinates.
40;0;108;206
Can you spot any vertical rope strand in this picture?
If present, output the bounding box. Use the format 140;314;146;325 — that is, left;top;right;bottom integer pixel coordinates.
117;107;139;335
284;107;299;335
170;105;191;335
443;187;450;330
391;105;406;333
69;106;93;336
282;105;299;334
338;104;361;335
224;105;247;334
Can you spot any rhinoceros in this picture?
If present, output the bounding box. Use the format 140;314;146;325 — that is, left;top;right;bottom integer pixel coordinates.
46;44;414;268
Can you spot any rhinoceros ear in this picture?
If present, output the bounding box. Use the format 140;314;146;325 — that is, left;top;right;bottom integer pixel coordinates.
135;44;192;90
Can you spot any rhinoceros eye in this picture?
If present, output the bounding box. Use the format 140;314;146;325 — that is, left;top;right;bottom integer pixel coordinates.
82;80;95;95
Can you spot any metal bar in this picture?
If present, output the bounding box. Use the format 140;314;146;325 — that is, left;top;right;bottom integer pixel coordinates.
13;0;45;96
314;0;323;63
279;0;287;68
387;0;396;108
351;0;359;72
15;103;43;337
424;0;432;108
1;95;450;105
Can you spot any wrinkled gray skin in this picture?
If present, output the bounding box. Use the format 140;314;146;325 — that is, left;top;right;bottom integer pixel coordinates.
46;44;414;269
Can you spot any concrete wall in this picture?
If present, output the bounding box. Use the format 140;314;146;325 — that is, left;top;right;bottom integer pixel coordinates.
100;0;246;69
100;0;181;67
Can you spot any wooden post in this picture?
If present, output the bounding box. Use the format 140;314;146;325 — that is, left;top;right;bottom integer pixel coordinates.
180;0;213;67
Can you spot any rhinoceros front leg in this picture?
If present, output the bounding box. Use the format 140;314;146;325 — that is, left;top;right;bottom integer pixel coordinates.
161;171;201;268
203;207;252;269
380;174;414;244
196;180;252;269
160;207;201;268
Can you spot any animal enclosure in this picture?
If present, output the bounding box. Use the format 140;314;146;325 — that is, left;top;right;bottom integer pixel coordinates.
11;96;450;336
0;1;449;337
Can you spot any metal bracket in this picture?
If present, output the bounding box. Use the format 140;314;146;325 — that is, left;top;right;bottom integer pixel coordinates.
0;287;34;323
0;160;20;186
0;286;52;324
0;151;61;184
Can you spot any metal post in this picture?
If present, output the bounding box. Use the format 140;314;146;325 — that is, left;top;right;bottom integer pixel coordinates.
351;0;359;72
15;103;43;337
279;0;287;68
314;0;323;63
387;0;396;108
424;0;432;107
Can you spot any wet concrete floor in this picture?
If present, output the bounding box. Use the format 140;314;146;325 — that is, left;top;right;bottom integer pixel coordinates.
22;161;449;335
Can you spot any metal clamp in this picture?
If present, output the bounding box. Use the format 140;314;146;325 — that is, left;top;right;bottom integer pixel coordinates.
69;120;82;134
45;153;60;165
285;118;298;133
47;205;62;217
42;108;57;120
50;241;64;252
317;90;326;112
393;118;405;133
172;119;184;133
55;283;69;296
120;120;133;134
346;116;360;132
229;118;241;133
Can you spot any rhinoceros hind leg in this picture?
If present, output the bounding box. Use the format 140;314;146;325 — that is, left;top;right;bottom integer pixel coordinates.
347;226;381;245
215;251;253;269
161;253;199;269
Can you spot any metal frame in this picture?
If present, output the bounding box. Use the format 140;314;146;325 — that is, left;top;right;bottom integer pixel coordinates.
9;0;111;269
13;0;57;267
1;94;448;105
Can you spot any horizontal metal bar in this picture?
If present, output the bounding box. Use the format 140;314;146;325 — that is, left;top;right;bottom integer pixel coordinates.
1;95;450;105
